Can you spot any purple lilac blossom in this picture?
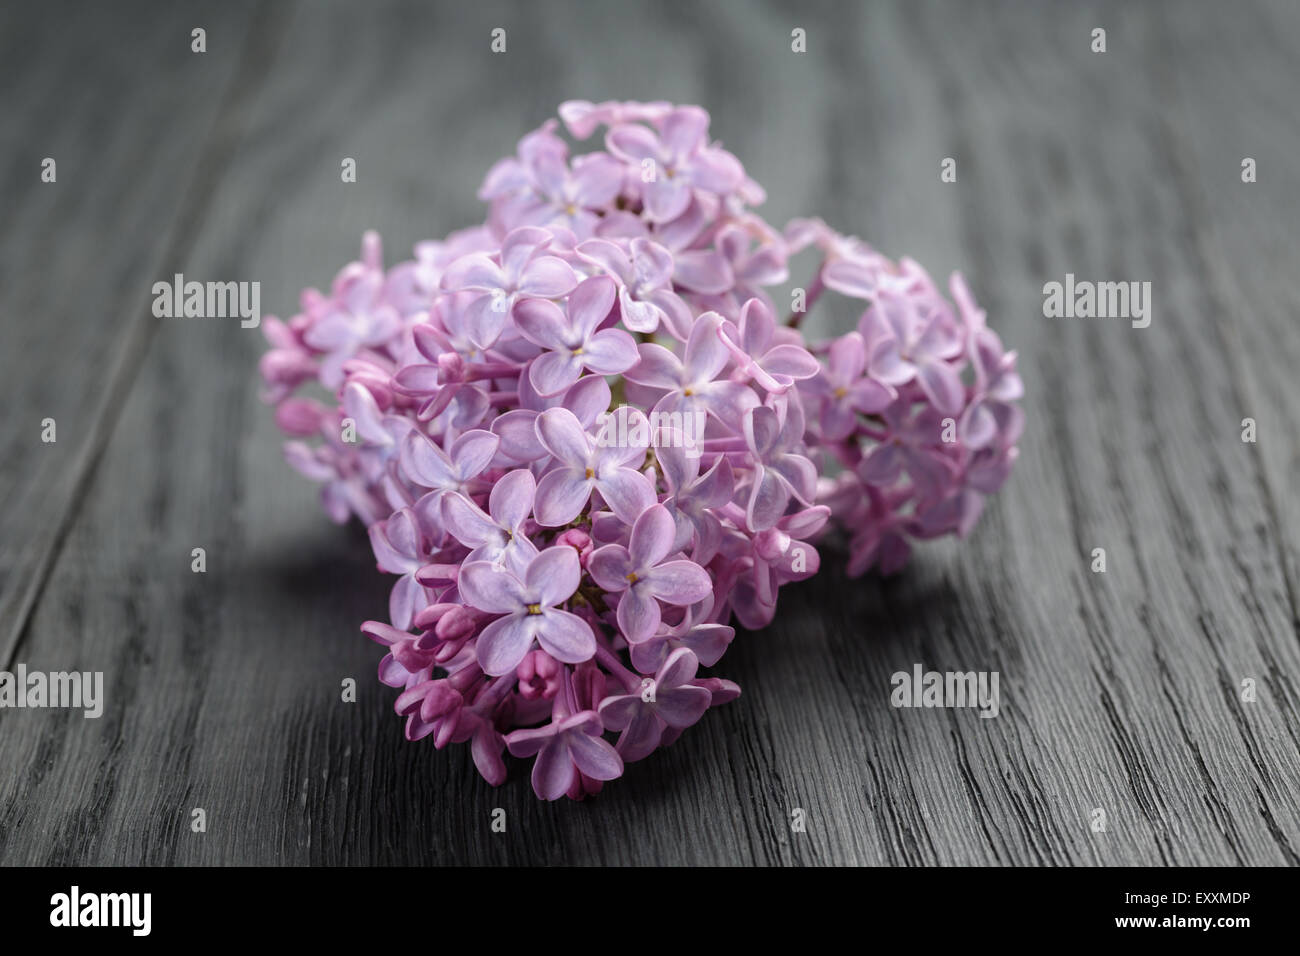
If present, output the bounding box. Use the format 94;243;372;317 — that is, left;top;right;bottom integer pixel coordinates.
260;101;1022;799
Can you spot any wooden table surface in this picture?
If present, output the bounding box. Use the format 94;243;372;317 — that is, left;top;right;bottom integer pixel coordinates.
2;0;1298;866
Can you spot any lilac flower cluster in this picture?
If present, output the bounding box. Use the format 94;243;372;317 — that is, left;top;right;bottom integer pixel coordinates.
260;101;1021;799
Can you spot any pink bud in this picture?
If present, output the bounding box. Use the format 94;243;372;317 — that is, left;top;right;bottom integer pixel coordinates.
572;660;607;711
260;350;316;388
275;397;326;436
554;529;593;564
412;603;454;631
754;528;792;562
695;677;741;705
391;637;437;673
415;564;460;587
438;351;467;383
345;371;395;409
435;606;476;644
420;682;463;722
517;650;562;701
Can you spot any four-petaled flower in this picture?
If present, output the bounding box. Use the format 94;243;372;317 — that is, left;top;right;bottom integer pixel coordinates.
505;711;624;801
303;265;403;389
441;468;540;575
628;595;735;673
860;287;966;415
458;546;597;676
482;127;624;239
440;225;578;349
514;275;638;396
575;237;692;339
742;396;817;531
720;297;821;394
598;648;713;761
655;434;733;563
532;407;656;525
625;311;758;425
367;507;431;631
605;105;744;222
400;428;501;533
588;504;714;643
800;330;894;440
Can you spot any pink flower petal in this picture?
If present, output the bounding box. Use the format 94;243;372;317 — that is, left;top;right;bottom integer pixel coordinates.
655;686;711;728
440;253;504;292
567;274;617;339
629;504;677;568
567;729;624;780
537;608;596;664
616;586;663;644
587;545;634;592
625;342;684;389
513;297;572;351
517;256;578;298
529;349;584;397
533;469;593;527
476;614;539;677
459;562;528;615
526;547;581;606
645;559;712;605
535;407;593;467
581;328;639;375
594;468;655;524
605;124;661;164
532;739;577;800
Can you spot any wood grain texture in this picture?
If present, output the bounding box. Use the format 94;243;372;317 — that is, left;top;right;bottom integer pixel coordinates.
0;0;1297;866
0;0;266;666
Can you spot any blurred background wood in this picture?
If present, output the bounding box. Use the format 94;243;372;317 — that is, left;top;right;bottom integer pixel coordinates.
1;0;1297;865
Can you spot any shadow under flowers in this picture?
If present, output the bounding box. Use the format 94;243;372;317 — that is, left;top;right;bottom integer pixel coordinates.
226;515;995;858
234;520;391;647
724;541;974;695
587;542;981;814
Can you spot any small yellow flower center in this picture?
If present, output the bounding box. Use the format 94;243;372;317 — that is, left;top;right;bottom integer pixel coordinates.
626;572;639;584
834;386;848;399
525;603;542;615
584;467;595;479
682;387;695;396
572;346;584;356
565;203;578;216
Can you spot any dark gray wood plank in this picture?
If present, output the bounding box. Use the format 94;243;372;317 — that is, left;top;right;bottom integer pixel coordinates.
0;0;267;665
1;0;1297;866
821;0;1300;865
